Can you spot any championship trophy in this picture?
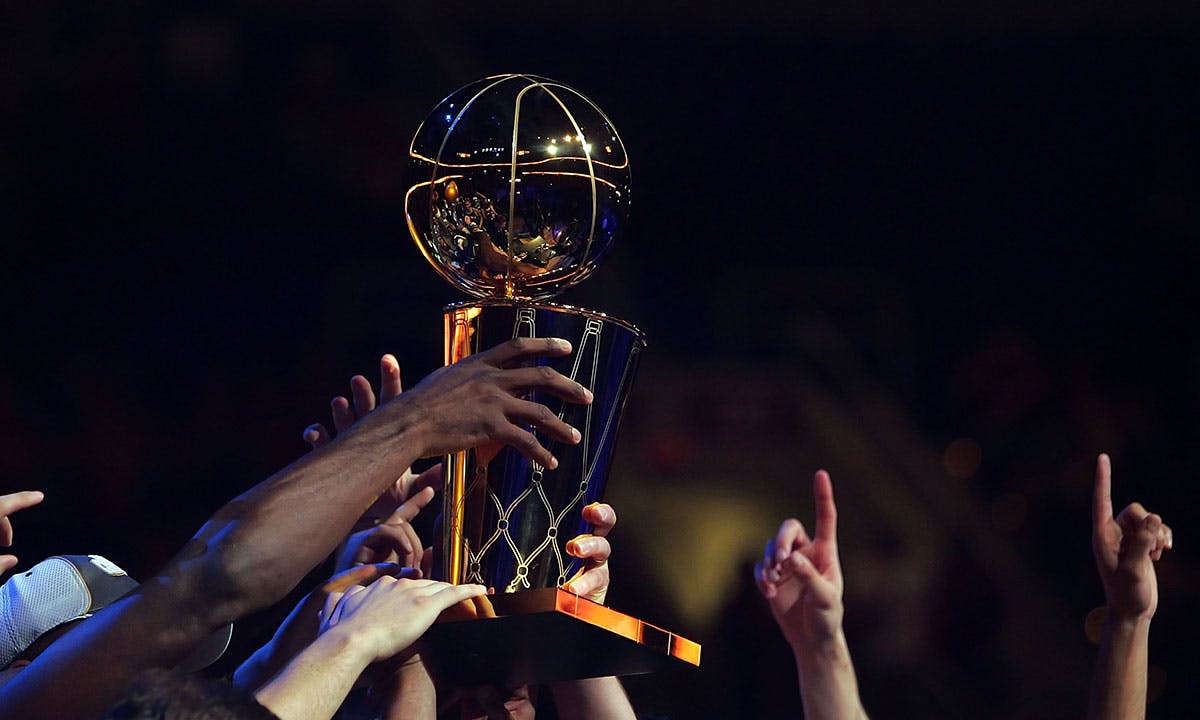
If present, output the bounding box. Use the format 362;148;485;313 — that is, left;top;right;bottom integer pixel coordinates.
405;74;699;686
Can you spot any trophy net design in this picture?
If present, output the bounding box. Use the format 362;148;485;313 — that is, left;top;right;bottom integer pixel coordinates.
406;74;643;594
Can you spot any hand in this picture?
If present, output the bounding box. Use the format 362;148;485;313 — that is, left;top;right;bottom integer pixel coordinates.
335;486;436;574
233;563;419;690
1;491;45;573
377;338;593;469
304;354;443;518
319;577;487;664
563;503;615;604
1091;453;1173;622
754;470;845;651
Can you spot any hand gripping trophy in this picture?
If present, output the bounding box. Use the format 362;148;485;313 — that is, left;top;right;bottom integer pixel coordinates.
405;74;698;685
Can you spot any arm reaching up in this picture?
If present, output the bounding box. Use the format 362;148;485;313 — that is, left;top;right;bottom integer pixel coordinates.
0;338;591;720
754;470;868;720
254;577;487;720
1086;453;1172;720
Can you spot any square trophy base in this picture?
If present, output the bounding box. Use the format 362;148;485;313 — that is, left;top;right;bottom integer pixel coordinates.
420;588;701;687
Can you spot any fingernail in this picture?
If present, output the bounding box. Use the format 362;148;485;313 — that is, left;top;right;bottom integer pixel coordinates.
570;427;581;443
583;388;594;402
551;338;571;352
548;455;559;470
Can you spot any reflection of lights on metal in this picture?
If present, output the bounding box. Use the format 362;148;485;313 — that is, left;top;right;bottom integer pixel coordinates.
1083;606;1106;644
524;171;618;190
943;438;982;479
547;145;558;155
409;149;628;171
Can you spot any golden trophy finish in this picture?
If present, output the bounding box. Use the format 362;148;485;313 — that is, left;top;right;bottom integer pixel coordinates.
406;74;698;685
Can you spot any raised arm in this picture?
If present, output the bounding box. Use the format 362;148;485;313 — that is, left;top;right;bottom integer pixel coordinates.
255;576;487;720
1086;453;1172;720
753;470;868;720
0;338;592;720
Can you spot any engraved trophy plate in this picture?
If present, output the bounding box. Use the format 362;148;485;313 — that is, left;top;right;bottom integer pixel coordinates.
406;74;699;685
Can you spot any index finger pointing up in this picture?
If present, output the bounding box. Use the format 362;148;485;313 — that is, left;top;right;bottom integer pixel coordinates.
813;470;837;544
1093;453;1114;530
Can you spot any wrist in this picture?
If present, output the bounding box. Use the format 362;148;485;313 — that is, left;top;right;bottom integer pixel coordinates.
792;629;852;673
320;625;382;666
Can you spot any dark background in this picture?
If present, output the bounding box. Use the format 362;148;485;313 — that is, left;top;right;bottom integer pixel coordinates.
2;2;1197;717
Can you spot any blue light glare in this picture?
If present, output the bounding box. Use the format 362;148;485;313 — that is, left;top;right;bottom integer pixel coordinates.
445;114;452;122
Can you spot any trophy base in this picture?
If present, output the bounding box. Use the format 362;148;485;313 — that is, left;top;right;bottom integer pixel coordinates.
420;588;701;687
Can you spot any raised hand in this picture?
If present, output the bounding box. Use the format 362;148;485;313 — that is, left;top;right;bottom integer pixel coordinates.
304;354;441;516
1091;453;1173;621
1;491;45;574
319;577;487;664
382;337;593;469
335;487;436;574
564;503;616;604
754;470;844;650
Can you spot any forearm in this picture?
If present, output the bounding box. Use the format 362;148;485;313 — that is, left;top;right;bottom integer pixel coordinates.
188;416;424;617
255;632;373;720
794;631;869;720
380;655;437;720
548;676;636;720
1087;616;1151;720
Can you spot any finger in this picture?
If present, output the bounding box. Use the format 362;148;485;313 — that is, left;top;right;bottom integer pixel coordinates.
1115;502;1150;533
350;375;376;418
565;535;610;564
358;524;416;565
1118;511;1159;560
813;470;837;545
784;552;837;608
302;423;332;449
0;518;11;547
429;583;488;608
753;560;777;599
0;555;17;574
770;519;810;565
324;563;411;593
504;397;580;445
392;486;436;524
1093;453;1114;530
581;503;615;537
331;396;355;434
499;366;593;406
409;464;445;496
473;337;574;369
321;590;346;627
380;354;403;403
564;564;609;600
492;424;559;470
0;491;45;519
1146;515;1172;560
420;546;433;579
